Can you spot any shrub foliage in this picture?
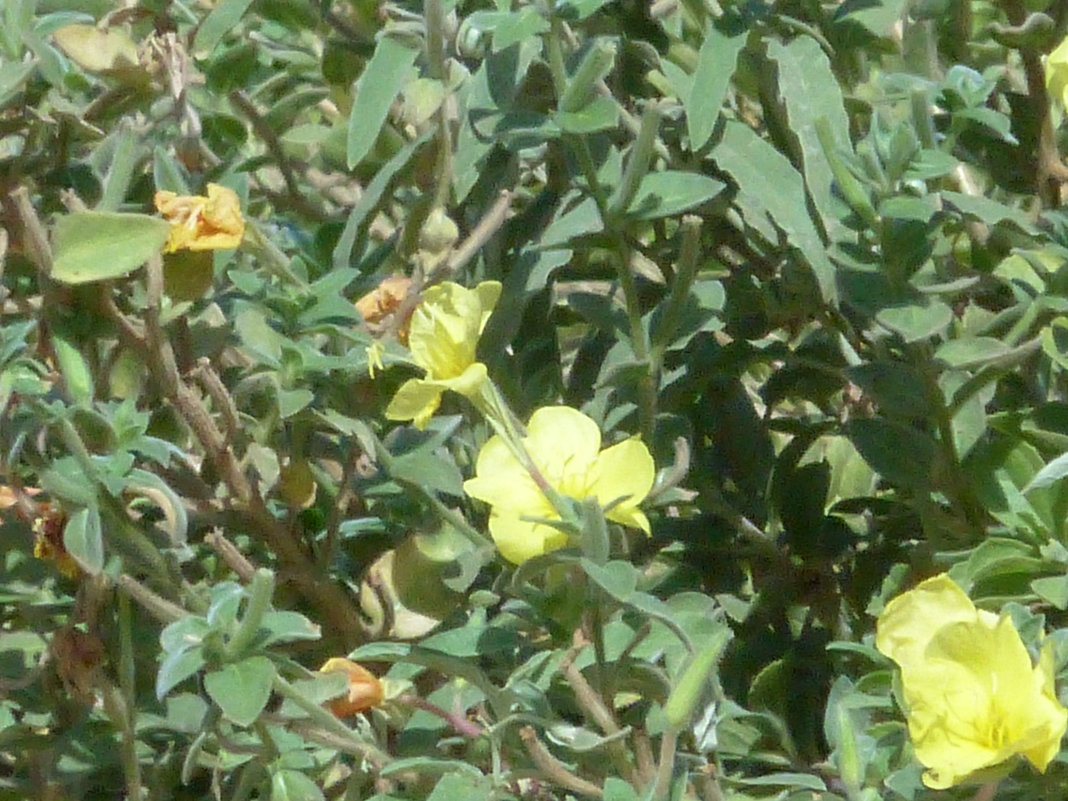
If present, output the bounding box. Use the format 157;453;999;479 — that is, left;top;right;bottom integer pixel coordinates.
4;0;1068;800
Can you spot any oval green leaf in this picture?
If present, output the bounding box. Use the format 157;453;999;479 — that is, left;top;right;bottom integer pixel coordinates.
52;212;171;285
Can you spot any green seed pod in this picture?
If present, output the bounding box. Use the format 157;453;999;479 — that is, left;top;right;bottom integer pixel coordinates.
559;40;617;114
663;629;730;730
816;117;879;229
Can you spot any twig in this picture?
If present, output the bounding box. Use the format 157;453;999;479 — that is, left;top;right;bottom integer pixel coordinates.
9;187;52;277
229;90;328;221
397;693;484;739
1001;0;1068;203
652;728;679;801
446;189;514;274
189;358;241;443
559;645;638;786
115;575;187;623
204;529;257;582
519;726;603;799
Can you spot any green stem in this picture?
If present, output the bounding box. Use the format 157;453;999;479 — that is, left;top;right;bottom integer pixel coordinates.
102;683;143;800
650;215;702;367
224;568;275;661
369;429;495;553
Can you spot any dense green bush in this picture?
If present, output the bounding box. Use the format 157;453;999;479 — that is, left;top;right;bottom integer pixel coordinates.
5;0;1068;799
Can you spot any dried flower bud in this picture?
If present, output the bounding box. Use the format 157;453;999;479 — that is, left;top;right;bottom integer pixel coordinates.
319;657;384;717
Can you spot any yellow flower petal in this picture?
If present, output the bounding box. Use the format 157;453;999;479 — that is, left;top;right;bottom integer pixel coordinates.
874;573;979;672
589;438;655;533
488;513;570;565
524;406;602;495
436;362;489;400
385;379;444;429
463;435;548;513
408;281;501;380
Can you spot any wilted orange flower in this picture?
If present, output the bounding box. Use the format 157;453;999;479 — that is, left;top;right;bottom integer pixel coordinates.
154;183;245;253
355;275;413;336
33;504;79;579
319;657;383;717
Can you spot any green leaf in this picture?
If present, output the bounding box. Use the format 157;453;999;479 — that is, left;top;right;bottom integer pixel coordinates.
603;777;641;801
333;129;433;270
1024;451;1068;492
847;363;933;420
685;17;746;152
713;121;837;303
156;646;206;699
271;770;326;801
259;611;321;646
193;0;256;56
1032;576;1068;610
52;212;171;285
766;36;852;235
846;418;936;489
63;506;103;574
626;172;725;220
276;388;314;419
346;36;419;169
539;196;602;249
736;773;827;792
941;191;1037;234
875;301;953;342
0;60;36;108
556;95;619;134
425;771;495;801
203;656;276;727
580;559;637;601
934;337;1011;369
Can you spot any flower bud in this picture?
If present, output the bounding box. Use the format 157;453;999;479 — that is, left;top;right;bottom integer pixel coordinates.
319;658;384;717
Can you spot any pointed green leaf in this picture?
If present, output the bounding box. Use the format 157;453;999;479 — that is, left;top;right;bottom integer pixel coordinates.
346;36;419;169
713;121;837;303
766;36;852;234
686;18;746;152
627;171;725;220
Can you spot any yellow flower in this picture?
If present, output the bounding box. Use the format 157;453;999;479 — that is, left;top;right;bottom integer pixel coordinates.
318;657;384;717
463;406;654;564
385;281;501;428
154;183;245;253
876;573;1068;789
1046;35;1068;109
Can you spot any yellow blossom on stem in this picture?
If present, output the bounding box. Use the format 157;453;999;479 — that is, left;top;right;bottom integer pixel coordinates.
876;573;1068;789
463;406;654;564
154;183;245;253
1047;36;1068;109
385;280;501;428
319;657;384;717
